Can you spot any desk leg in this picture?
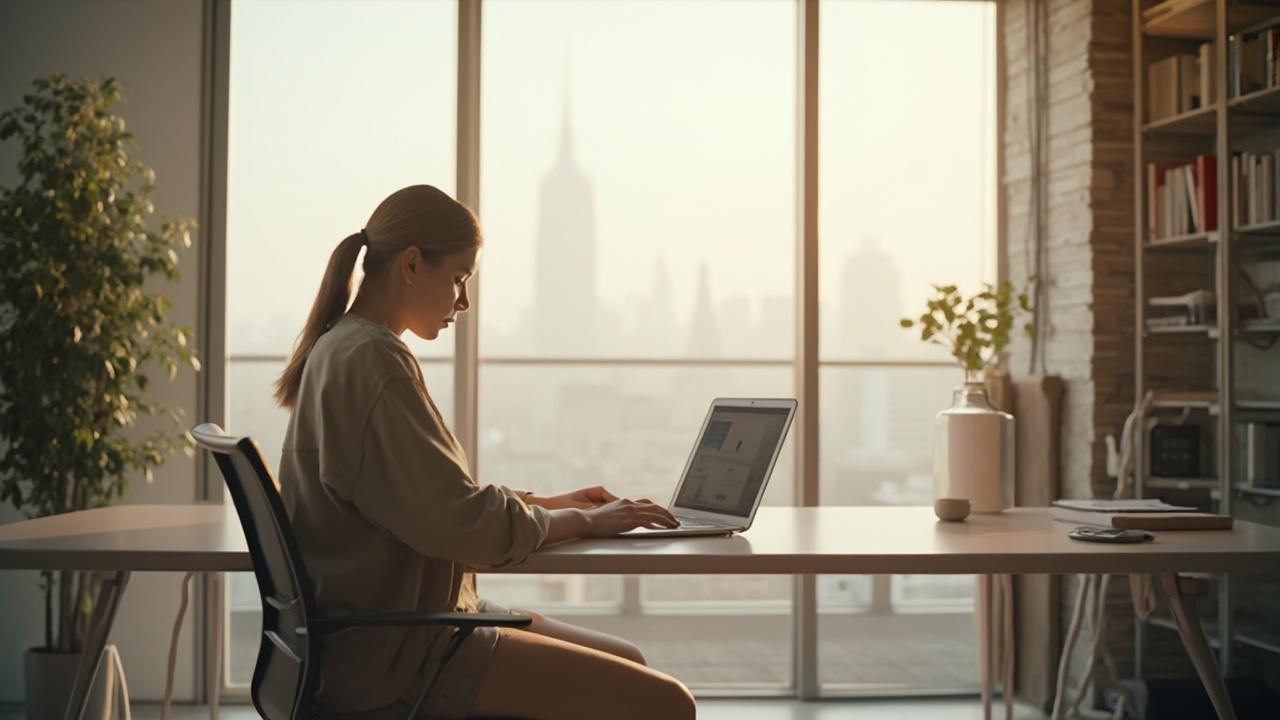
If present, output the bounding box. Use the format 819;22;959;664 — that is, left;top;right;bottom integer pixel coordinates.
64;570;131;720
1157;574;1237;720
1001;574;1014;720
208;572;223;720
979;574;992;720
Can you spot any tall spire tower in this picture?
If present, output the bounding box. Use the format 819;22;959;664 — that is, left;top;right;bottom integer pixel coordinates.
533;47;598;355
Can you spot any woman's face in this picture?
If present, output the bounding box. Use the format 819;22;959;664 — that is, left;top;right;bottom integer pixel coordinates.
402;246;479;341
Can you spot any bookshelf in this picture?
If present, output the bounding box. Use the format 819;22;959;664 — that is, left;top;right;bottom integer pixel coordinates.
1133;0;1280;681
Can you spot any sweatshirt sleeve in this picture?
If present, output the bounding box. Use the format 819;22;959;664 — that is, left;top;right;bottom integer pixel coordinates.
331;377;551;568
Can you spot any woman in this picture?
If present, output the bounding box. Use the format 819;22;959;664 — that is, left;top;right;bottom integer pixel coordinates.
275;185;695;719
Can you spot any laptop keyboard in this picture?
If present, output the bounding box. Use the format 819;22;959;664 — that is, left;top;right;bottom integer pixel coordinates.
675;519;722;529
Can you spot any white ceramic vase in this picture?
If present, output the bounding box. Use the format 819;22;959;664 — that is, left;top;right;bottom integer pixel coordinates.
933;381;1015;513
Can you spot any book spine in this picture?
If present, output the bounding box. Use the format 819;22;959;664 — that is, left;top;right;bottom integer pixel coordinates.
1199;42;1214;106
1232;154;1241;229
1198;154;1218;232
1152;162;1162;240
1230;35;1240;99
1264;153;1275;223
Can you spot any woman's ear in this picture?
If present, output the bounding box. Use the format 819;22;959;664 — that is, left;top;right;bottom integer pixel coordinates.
400;246;420;285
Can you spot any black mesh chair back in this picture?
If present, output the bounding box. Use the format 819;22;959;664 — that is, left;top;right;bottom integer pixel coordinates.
192;423;317;720
194;422;533;720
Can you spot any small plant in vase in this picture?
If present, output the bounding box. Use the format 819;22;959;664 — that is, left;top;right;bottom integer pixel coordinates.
899;281;1032;382
900;282;1033;514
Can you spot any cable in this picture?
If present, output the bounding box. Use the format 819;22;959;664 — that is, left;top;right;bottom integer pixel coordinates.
1023;0;1051;375
1052;574;1093;719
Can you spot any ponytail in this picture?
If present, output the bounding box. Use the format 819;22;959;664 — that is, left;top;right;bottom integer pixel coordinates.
275;185;481;408
274;232;365;408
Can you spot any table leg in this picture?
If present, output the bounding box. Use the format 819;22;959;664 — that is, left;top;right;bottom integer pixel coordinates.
64;570;131;720
979;574;992;720
208;572;223;720
1157;573;1237;720
1001;574;1014;720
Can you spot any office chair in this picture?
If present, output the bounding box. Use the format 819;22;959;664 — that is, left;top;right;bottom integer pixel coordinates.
192;423;531;720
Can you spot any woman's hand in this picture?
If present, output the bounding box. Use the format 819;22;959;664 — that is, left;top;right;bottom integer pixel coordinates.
542;498;680;543
580;498;680;537
533;485;619;510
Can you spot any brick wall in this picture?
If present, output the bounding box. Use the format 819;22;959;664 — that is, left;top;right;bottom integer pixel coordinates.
1000;0;1140;705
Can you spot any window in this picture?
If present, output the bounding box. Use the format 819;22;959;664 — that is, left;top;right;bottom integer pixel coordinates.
816;0;996;693
477;0;797;688
222;0;998;697
224;0;457;686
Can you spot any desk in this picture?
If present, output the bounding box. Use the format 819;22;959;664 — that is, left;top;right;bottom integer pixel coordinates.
3;504;1279;720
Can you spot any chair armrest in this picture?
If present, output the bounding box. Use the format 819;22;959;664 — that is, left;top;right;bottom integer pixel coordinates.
310;611;532;634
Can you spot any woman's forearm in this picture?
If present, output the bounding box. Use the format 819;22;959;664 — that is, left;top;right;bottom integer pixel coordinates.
543;508;590;544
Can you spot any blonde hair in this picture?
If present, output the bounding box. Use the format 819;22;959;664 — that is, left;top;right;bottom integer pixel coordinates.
274;185;481;408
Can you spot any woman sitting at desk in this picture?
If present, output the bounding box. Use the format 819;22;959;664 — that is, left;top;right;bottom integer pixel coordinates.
274;185;694;719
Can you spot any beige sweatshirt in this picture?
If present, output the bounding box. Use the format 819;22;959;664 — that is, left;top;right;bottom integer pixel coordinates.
278;313;550;715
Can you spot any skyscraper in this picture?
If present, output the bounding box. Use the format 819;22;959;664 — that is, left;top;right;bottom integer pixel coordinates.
533;74;598;355
686;263;720;357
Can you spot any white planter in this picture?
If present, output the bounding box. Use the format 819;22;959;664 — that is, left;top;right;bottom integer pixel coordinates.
933;381;1015;513
24;645;123;720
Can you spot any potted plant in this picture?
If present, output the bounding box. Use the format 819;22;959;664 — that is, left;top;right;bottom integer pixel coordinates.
0;75;200;718
900;282;1032;513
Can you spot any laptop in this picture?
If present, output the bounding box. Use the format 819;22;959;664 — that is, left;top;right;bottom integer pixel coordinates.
618;398;797;538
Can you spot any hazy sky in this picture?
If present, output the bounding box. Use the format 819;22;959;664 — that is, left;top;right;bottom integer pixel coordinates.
226;0;994;359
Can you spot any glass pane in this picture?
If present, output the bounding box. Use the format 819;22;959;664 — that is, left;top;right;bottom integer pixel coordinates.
479;0;796;359
818;365;977;692
478;364;794;687
227;0;457;358
226;0;458;687
818;0;997;362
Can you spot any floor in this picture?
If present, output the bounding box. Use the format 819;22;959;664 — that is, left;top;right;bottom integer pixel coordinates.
2;698;1050;719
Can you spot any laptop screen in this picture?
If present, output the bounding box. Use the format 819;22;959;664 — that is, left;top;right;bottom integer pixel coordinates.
672;405;792;517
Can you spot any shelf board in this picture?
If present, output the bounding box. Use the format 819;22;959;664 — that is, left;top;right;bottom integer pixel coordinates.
1145;231;1218;249
1148;477;1219;491
1145;614;1222;648
1237;399;1280;412
1149;391;1219;411
1236;484;1280;499
1236;219;1280;237
1142;0;1216;39
1145;323;1217;337
1236;632;1280;656
1229;84;1280;115
1142;104;1217;135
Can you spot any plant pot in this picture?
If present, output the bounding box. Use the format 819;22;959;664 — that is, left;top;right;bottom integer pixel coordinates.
933;381;1015;513
24;646;113;720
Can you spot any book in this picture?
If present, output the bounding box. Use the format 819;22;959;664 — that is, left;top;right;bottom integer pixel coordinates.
1178;54;1201;111
1198;42;1215;107
1053;499;1196;513
1183;164;1201;232
1194;154;1217;232
1050;506;1234;531
1148;56;1182;121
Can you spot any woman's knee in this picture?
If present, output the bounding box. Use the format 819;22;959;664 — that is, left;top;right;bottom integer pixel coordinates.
615;638;647;666
652;674;696;719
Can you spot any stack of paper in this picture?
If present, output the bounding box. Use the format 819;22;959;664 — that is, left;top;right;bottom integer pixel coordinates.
1050;499;1233;530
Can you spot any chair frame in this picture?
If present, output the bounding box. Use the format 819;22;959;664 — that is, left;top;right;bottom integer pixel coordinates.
192;423;531;719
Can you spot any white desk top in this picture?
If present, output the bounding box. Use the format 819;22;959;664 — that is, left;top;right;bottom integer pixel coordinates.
2;504;1279;576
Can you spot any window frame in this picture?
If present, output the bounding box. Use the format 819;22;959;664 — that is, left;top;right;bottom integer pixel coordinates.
207;0;1004;702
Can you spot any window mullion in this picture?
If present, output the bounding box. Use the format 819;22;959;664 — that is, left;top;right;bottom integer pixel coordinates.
455;0;482;469
794;0;820;702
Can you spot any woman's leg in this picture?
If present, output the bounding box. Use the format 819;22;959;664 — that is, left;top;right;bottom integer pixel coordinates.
467;627;696;720
513;609;647;666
